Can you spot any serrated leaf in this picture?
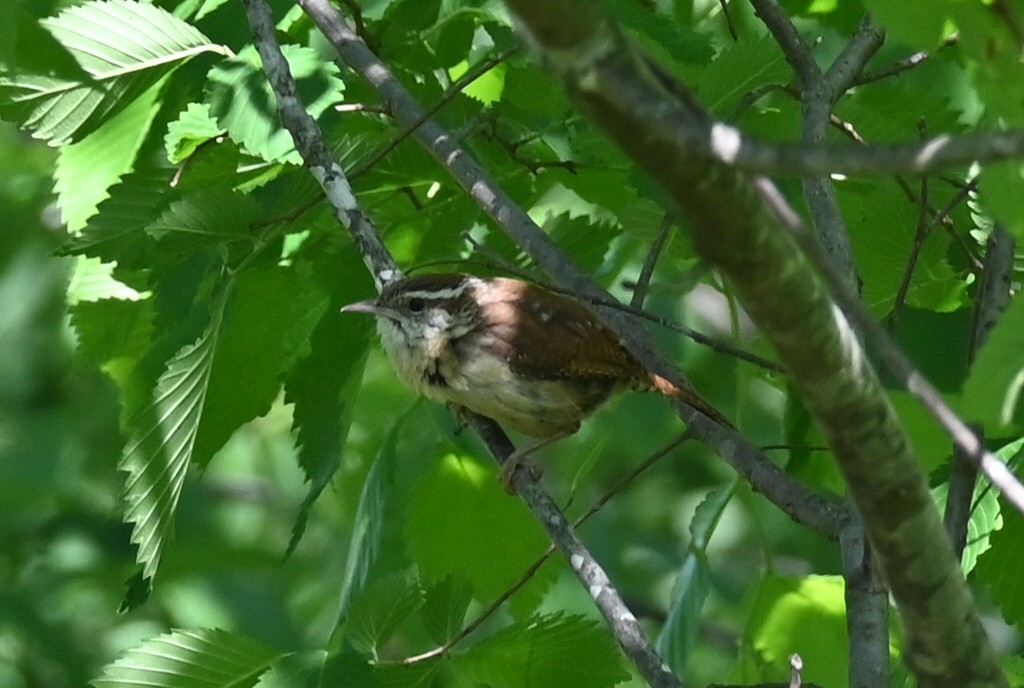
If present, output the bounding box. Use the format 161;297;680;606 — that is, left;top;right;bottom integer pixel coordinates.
54;79;164;232
205;44;344;164
91;627;284;688
455;614;630;688
347;572;425;656
119;293;225;583
283;248;374;553
0;0;227;145
406;453;556;619
421;575;474;645
192;264;329;468
976;493;1024;630
63;167;179;265
145;189;259;256
961;295;1024;431
980;161;1024;241
165;101;224;163
545;211;619;274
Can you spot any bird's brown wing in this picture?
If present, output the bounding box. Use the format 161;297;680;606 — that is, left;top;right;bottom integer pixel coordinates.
473;278;646;383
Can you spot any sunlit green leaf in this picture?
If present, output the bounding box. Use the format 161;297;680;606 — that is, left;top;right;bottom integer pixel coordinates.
739;574;850;688
205;44;344;164
192;264;329;467
119;292;225;583
0;0;227;145
976;493;1024;630
92;628;284;688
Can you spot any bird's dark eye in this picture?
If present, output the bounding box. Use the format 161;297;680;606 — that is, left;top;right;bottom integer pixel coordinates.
408;297;425;313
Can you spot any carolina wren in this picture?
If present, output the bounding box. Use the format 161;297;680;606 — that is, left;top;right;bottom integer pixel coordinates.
342;273;729;446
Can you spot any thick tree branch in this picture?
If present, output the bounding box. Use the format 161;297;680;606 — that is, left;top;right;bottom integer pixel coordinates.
754;7;888;686
500;1;1007;686
299;0;844;538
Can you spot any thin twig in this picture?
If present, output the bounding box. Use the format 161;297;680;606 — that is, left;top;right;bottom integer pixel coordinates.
887;175;932;331
631;213;674;308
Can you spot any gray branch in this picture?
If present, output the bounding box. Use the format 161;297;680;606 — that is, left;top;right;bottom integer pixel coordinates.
241;0;399;289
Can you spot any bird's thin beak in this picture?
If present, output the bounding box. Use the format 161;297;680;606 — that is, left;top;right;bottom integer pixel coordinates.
340;299;381;315
340;299;401;321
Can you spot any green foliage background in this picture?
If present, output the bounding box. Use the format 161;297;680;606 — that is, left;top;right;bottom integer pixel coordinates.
1;0;1023;686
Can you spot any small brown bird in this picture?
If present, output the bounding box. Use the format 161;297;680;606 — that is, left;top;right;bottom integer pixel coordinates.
342;273;728;467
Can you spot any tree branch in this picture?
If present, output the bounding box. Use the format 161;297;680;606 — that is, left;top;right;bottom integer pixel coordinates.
241;0;398;289
500;1;1008;686
754;9;888;686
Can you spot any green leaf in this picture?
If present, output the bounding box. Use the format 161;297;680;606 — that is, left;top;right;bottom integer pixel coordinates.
192;264;329;468
145;189;259;257
63;167;179;265
976;492;1024;630
961;295;1024;431
66;256;147;304
0;0;227;145
431;15;476;69
91;627;285;688
382;0;442;35
545;212;619;275
347;572;425;656
694;34;790;116
455;614;630;688
71;298;154;388
606;0;715;67
980;161;1024;241
406;453;556;619
205;44;344;164
738;574;849;688
421;575;474;645
54;79;164;232
372;658;440;688
656;482;736;674
119;292;226;584
335;406;442;623
840;183;967;314
863;0;954;49
283;248;374;553
164;101;224;163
